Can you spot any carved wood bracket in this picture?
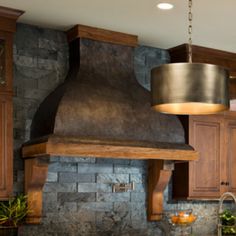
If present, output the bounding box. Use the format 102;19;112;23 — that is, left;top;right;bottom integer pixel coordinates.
148;160;174;221
24;156;49;224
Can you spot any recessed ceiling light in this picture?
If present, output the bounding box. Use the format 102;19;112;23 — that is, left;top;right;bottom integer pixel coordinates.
157;2;174;10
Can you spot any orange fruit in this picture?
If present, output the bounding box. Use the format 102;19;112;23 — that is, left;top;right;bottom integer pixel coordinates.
171;215;179;224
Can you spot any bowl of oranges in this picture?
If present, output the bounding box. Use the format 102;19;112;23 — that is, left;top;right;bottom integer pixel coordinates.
166;209;197;227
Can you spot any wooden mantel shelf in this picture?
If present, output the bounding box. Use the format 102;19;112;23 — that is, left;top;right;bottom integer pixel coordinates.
22;135;198;224
22;135;198;160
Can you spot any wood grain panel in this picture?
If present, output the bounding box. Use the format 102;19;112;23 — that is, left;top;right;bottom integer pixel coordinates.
225;119;236;194
0;95;13;199
67;24;138;47
0;31;13;93
189;116;222;198
22;136;198;161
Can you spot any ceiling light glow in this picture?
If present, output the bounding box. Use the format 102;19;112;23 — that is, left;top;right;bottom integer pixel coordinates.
157;2;174;10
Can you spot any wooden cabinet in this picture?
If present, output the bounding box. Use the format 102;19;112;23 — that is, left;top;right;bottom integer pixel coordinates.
0;95;13;198
168;44;236;101
169;44;236;199
0;6;23;199
224;118;236;193
173;113;236;199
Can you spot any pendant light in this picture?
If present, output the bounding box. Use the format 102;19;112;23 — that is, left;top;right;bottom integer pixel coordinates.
151;0;229;115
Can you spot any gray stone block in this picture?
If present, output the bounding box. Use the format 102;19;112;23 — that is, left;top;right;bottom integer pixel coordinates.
78;183;111;193
46;172;58;182
96;158;130;165
23;88;50;100
14;65;53;79
59;173;95;183
96;174;129;183
131;192;146;202
77;163;113;174
37;72;61;91
130;174;144;183
42;192;57;213
58;192;96;204
37;58;58;71
77;202;113;212
43;182;77;192
57;202;77;213
15;23;39;50
77;208;96;222
114;202;131;214
14;55;37;68
114;165;144;174
97;192;130;202
48;162;77;172
133;183;146;193
131;202;147;221
59;156;96;163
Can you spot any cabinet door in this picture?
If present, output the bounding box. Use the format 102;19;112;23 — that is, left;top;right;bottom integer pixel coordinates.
0;94;13;199
224;119;236;194
189;116;223;198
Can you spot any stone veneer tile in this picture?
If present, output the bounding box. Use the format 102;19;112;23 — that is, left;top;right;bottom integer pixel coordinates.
48;162;77;172
131;192;146;202
96;174;129;183
96;192;130;202
96;158;130;165
57;202;77;213
77;163;113;174
114;164;144;174
130;173;145;183
59;173;95;183
58;192;96;204
46;172;58;182
59;156;96;163
43;183;77;193
78;183;111;193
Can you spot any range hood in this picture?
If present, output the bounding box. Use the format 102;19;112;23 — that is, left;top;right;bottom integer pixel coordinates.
22;25;197;160
21;25;198;224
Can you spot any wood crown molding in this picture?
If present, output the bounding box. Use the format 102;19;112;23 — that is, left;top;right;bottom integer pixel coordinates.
67;24;138;47
0;6;24;20
0;6;24;32
168;43;236;79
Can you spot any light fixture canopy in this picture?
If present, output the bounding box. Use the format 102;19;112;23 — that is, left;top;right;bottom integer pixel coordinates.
151;0;229;115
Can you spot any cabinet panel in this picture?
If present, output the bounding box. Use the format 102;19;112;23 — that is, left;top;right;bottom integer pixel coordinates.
0;95;13;199
225;120;236;194
0;31;13;93
189;117;222;198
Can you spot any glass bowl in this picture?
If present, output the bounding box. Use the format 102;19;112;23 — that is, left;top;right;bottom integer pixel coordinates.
166;209;197;227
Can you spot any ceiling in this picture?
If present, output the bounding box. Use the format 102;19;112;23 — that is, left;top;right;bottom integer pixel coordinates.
0;0;235;52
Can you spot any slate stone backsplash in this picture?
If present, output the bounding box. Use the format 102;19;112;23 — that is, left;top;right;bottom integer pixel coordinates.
13;23;219;236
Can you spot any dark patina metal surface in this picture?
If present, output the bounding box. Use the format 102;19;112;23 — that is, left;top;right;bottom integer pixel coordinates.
30;38;183;143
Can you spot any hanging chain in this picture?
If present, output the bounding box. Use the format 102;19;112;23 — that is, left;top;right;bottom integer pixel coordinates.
188;0;193;63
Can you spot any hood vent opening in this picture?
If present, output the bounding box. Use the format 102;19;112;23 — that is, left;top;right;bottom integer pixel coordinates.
22;25;198;224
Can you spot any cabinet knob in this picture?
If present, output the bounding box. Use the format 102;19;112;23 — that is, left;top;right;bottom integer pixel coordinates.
0;80;6;85
221;181;226;185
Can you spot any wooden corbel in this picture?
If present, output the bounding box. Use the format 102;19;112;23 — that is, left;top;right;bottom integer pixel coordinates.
24;156;50;224
148;160;174;221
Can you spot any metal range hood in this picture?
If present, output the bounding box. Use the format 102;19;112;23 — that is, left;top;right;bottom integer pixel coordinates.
21;25;198;225
22;25;197;161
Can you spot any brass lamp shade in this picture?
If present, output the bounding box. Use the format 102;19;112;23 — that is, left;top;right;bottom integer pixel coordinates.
151;63;229;115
